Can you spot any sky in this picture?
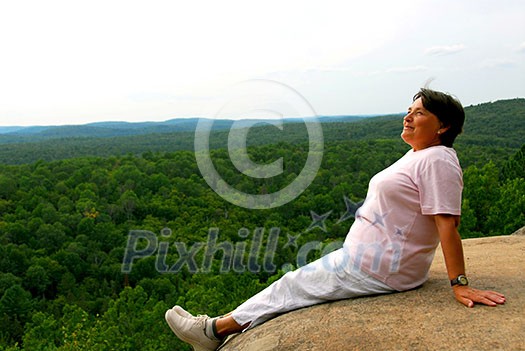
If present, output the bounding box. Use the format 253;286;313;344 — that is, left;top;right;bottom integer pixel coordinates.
0;0;524;126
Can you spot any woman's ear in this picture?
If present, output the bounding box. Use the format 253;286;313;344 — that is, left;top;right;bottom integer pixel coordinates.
437;125;451;135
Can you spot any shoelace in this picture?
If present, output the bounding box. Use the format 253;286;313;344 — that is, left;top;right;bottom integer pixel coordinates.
194;315;213;338
195;315;222;342
189;315;208;327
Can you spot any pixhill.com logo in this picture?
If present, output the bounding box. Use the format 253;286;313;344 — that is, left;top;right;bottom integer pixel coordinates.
121;226;344;275
120;196;407;276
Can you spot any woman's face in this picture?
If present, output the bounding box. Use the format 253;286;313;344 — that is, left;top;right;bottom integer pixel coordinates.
401;97;445;151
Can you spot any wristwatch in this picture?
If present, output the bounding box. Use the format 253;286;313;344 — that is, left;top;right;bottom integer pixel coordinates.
450;274;469;287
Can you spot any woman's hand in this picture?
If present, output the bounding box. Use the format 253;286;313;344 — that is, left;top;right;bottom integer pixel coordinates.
453;285;506;308
435;214;506;308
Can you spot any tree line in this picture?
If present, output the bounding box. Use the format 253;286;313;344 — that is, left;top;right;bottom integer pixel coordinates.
0;98;523;165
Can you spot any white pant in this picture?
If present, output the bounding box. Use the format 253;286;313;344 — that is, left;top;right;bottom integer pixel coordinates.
231;248;395;329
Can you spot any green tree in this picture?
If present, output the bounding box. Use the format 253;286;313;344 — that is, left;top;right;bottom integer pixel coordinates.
22;312;59;351
24;265;51;297
0;285;33;344
98;286;180;351
487;178;525;235
462;162;500;235
118;190;140;221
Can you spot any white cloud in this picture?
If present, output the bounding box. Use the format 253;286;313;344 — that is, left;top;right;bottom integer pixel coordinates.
516;42;525;53
478;58;516;69
424;44;465;56
385;66;428;73
348;65;430;77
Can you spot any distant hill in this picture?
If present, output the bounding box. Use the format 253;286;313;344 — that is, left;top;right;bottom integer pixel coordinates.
0;126;29;134
0;116;367;142
0;118;226;142
0;98;522;165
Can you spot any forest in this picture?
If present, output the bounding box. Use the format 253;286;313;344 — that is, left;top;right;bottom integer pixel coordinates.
0;98;523;165
0;98;524;350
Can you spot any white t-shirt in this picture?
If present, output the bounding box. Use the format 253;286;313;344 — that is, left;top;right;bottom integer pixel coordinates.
344;145;463;291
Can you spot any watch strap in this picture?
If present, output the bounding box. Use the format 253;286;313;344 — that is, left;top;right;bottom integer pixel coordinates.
450;274;468;286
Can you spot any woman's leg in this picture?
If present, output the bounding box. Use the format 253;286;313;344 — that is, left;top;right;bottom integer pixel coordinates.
215;315;245;337
166;248;393;349
229;248;393;330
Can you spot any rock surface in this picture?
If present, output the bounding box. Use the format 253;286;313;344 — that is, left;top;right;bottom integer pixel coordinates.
220;233;525;351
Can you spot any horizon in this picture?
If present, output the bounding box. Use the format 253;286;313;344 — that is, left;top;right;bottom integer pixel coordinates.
2;95;523;129
1;113;395;129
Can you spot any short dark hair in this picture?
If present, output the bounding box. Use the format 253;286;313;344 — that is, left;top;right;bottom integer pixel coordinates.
413;88;465;147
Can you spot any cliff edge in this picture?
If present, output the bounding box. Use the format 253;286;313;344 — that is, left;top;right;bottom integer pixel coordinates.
220;231;525;351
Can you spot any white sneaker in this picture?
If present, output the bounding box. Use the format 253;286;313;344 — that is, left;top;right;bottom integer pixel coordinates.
165;306;222;351
171;305;194;319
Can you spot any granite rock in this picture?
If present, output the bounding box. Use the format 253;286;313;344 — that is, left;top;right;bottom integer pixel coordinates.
219;233;525;351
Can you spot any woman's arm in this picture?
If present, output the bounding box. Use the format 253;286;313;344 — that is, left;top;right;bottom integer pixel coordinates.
434;214;506;307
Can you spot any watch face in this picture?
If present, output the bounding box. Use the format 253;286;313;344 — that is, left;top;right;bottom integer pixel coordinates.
459;276;468;285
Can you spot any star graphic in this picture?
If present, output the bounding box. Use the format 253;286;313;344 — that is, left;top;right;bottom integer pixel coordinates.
337;196;364;223
283;233;299;249
306;210;332;232
394;226;404;236
371;211;388;227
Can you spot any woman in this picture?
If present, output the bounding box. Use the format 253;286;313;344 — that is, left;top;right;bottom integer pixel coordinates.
165;88;506;351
